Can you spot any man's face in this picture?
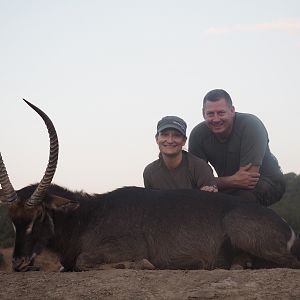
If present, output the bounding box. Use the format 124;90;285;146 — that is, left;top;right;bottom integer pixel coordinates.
202;98;235;138
156;129;186;157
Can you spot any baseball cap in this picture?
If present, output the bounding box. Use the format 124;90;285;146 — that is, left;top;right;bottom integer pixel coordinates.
157;116;187;137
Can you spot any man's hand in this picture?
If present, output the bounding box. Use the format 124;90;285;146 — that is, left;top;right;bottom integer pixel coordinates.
231;163;260;189
216;163;260;190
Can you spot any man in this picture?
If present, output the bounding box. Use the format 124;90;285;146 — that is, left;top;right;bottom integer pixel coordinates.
189;89;285;206
143;115;217;191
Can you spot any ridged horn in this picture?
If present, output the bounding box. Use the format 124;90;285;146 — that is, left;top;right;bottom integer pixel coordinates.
23;99;59;207
0;152;18;204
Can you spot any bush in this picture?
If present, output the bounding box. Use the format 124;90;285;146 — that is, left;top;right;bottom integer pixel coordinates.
272;173;300;234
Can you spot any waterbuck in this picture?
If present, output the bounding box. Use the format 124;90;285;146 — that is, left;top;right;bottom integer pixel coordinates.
1;100;300;272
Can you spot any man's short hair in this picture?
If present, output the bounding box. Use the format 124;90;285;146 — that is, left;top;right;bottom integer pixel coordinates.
203;89;233;107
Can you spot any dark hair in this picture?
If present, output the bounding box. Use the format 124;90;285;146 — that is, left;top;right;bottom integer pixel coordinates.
203;89;233;107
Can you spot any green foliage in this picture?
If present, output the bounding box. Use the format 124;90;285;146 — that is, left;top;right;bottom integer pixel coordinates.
0;204;15;248
272;173;300;234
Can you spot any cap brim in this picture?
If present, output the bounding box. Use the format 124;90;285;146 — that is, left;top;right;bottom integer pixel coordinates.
157;124;186;136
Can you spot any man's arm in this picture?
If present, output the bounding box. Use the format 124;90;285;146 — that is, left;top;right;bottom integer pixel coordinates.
216;163;260;190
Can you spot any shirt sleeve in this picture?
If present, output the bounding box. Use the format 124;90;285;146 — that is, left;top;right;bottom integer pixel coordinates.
143;166;153;188
240;116;268;167
197;161;216;187
188;126;208;161
189;156;216;188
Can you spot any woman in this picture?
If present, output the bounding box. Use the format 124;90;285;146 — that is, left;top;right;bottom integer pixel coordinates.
143;116;217;192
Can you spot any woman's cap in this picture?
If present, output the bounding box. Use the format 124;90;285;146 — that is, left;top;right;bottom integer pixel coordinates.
157;116;187;136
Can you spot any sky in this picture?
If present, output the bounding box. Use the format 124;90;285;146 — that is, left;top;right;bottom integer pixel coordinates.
1;0;299;193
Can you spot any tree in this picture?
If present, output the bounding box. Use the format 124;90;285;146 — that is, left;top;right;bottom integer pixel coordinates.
272;173;300;234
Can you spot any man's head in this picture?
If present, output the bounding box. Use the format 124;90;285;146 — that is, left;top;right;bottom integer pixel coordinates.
202;89;235;139
202;89;233;107
156;116;187;157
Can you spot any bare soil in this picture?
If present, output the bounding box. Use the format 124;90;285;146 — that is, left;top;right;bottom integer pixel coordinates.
1;248;300;299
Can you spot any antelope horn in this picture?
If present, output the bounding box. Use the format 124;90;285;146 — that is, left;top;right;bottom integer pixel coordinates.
23;99;59;207
0;152;18;204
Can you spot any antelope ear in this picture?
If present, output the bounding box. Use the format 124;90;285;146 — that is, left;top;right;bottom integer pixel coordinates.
46;195;79;211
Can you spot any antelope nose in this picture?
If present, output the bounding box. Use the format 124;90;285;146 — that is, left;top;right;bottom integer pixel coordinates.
12;257;24;272
12;256;39;272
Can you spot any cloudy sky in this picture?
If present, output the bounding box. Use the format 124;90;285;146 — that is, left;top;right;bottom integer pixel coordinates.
1;0;299;193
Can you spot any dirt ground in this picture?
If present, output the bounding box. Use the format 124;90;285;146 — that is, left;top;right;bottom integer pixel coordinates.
1;248;300;300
